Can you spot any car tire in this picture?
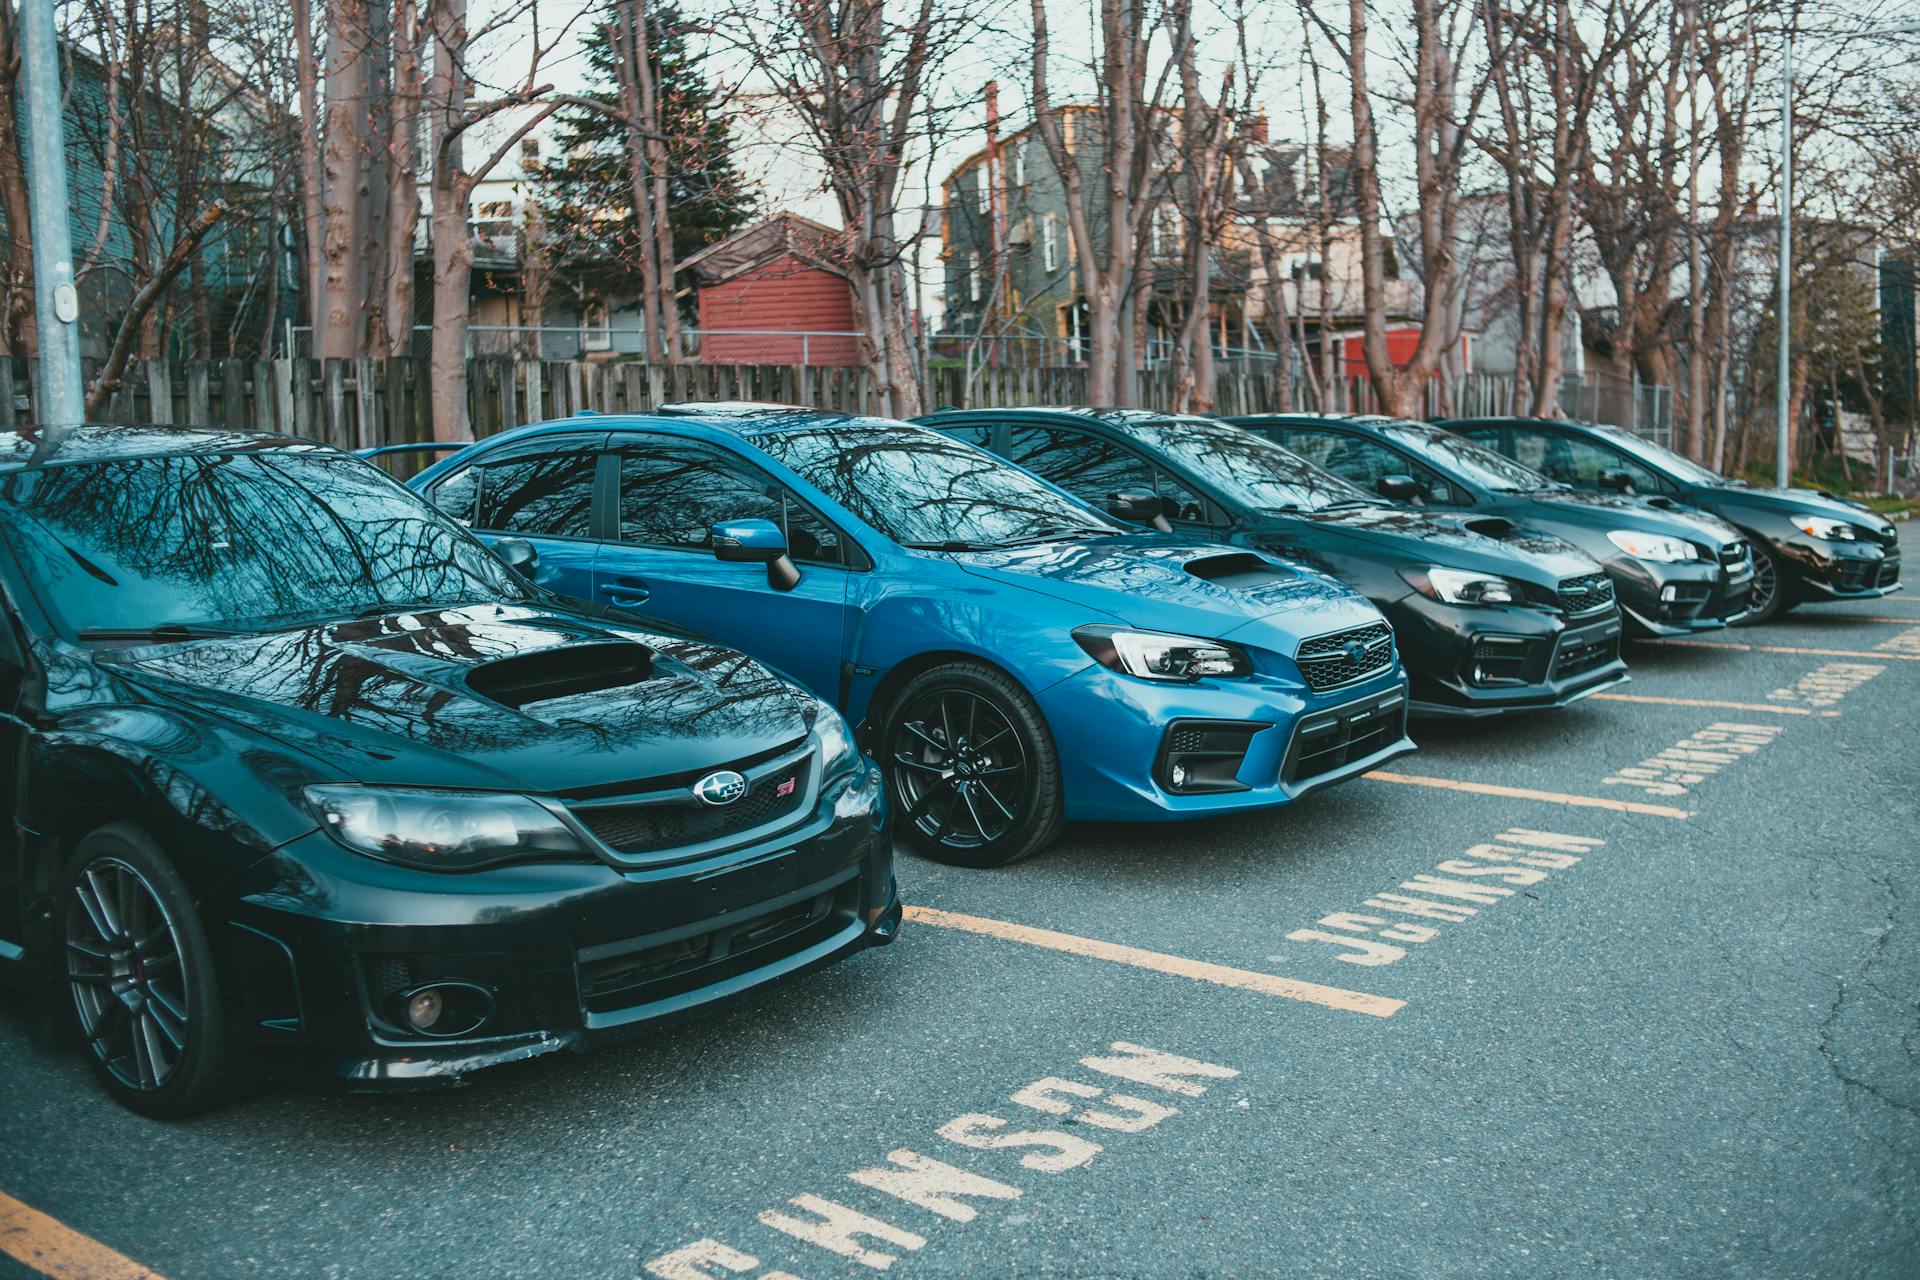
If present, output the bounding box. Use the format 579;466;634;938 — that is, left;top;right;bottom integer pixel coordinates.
1735;540;1793;626
57;823;240;1118
879;662;1065;868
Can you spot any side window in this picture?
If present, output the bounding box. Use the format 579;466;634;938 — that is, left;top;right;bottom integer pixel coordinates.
1517;432;1665;493
937;424;995;451
423;463;479;525
1285;431;1462;506
473;450;597;537
617;444;845;566
1004;426;1208;521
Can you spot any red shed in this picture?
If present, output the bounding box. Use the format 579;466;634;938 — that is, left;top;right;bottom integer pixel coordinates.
680;214;861;366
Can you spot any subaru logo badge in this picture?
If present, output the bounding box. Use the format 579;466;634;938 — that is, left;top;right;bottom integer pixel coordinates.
693;770;748;807
1342;639;1368;663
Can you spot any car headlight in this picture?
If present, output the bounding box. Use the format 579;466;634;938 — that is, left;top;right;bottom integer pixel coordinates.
810;700;861;775
1073;625;1252;681
304;785;587;870
1791;514;1857;541
1400;565;1522;606
1606;530;1701;563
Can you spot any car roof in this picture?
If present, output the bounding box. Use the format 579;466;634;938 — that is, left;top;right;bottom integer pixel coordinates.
922;406;1222;431
646;403;918;437
0;423;325;473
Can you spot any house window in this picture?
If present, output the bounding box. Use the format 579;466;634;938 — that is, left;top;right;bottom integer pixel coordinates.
968;255;982;303
975;170;990;215
1042;213;1059;273
581;298;611;352
1013;146;1026;191
1151;207;1180;259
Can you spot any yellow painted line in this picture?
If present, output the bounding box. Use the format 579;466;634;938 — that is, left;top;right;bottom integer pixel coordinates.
0;1191;163;1280
1642;638;1920;661
1590;692;1839;717
1364;770;1694;820
903;905;1403;1019
1789;615;1915;625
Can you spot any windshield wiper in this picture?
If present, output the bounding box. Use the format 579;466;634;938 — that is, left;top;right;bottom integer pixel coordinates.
902;539;995;552
350;598;466;619
76;623;244;642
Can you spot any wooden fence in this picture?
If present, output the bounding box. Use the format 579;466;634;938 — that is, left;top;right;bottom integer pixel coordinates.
0;355;1662;447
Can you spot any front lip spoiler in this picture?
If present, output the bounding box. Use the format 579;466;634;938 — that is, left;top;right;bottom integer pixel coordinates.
1409;669;1631;719
1799;579;1904;600
1621;605;1729;637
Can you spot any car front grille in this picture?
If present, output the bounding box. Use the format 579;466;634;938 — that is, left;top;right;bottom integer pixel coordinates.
1282;690;1406;784
1880;556;1902;587
568;751;813;857
1295;622;1394;692
575;877;858;1016
1557;572;1615;616
1552;623;1620;680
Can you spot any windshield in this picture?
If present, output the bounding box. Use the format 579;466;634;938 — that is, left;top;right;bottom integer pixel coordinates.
1129;421;1374;513
753;425;1120;548
1379;421;1557;493
1588;423;1735;487
0;448;527;637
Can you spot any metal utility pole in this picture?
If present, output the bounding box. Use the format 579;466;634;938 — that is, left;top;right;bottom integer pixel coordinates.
18;0;83;427
1775;34;1792;490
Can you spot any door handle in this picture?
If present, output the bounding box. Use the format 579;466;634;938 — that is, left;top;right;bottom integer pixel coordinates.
602;576;650;606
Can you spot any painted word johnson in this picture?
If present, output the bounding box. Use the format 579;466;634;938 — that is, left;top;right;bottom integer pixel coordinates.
641;1041;1242;1278
1286;827;1602;967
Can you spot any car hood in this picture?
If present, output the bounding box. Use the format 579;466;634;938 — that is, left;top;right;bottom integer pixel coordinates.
1514;489;1744;549
1283;505;1600;587
94;603;815;792
1690;484;1898;538
949;534;1384;643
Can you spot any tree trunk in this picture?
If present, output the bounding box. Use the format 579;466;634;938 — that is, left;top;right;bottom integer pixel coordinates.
0;0;38;354
293;0;325;334
428;0;472;439
318;0;371;358
382;0;424;357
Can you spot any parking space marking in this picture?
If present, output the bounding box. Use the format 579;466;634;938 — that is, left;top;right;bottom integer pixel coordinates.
1602;721;1783;799
902;905;1404;1017
0;1191;163;1280
1642;638;1920;661
644;1041;1242;1277
1590;692;1837;717
1874;626;1920;656
1364;770;1692;819
1286;828;1602;967
1766;662;1884;709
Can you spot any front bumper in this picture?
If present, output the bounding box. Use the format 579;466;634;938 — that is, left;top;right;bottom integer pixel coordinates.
1035;662;1416;822
1611;554;1751;636
213;765;897;1088
1777;537;1903;599
1388;595;1630;718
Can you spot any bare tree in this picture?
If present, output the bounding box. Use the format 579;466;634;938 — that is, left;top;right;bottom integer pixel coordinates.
1166;0;1243;413
0;1;36;354
613;0;679;364
1028;0;1171;406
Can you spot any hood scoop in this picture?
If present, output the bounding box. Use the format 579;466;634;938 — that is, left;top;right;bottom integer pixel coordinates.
1460;516;1517;539
1642;495;1679;510
466;642;654;709
1184;552;1297;587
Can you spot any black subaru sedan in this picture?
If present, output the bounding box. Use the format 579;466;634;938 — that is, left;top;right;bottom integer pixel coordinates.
1229;415;1755;638
1442;416;1902;624
917;408;1627;718
0;425;897;1116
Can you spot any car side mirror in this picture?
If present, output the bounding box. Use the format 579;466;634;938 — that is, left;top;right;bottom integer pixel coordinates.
1375;474;1419;502
1106;489;1173;533
493;537;539;576
713;518;801;591
1597;468;1635;493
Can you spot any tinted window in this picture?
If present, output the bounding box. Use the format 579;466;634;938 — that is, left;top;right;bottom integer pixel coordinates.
425;463;479;523
754;425;1119;549
1586;423;1731;488
1003;426;1207;519
1126;422;1371;513
936;424;994;450
1377;421;1555;493
1511;430;1667;493
1280;429;1463;506
0;450;525;636
618;443;844;565
475;450;596;537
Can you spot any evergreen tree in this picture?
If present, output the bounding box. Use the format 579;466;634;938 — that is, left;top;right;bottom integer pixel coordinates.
539;3;756;302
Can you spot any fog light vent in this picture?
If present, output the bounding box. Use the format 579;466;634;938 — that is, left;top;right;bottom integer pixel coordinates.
389;982;494;1039
1157;719;1263;794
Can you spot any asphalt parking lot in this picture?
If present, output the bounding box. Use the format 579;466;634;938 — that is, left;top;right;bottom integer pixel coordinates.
3;529;1916;1280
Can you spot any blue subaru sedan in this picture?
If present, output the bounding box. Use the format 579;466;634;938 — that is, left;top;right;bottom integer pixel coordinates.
410;406;1414;866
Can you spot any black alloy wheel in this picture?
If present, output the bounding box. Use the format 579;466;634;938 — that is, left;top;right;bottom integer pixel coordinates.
60;824;237;1117
882;663;1064;867
1735;540;1792;626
